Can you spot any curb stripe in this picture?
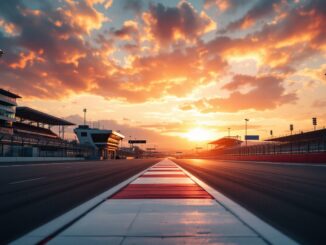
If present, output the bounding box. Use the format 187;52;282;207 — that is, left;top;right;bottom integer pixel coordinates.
110;161;212;199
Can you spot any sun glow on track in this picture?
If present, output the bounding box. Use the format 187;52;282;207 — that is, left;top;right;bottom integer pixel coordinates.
184;128;214;142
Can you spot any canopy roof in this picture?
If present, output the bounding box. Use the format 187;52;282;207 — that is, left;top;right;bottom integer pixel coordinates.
209;137;242;145
0;88;21;98
16;107;74;126
266;128;326;142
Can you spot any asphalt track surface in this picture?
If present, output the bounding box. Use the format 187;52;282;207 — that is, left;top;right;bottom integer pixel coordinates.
0;159;157;244
172;158;326;245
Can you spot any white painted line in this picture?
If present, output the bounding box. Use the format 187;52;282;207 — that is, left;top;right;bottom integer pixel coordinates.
132;177;194;184
148;168;181;171
176;161;299;245
9;177;44;185
143;171;184;175
10;162;158;245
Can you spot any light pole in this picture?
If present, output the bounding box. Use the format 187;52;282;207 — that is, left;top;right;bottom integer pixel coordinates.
83;108;87;125
118;130;123;148
290;124;293;135
312;117;317;131
245;119;249;147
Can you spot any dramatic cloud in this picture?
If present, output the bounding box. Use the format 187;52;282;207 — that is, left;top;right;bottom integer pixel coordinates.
223;0;283;31
204;0;247;12
0;0;325;112
112;20;139;40
92;46;227;102
0;0;108;98
181;74;297;112
143;1;216;45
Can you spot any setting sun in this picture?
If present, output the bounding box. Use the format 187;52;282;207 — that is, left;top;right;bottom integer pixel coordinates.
184;128;215;142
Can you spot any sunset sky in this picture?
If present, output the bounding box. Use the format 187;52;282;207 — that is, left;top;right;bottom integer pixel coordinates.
0;0;326;150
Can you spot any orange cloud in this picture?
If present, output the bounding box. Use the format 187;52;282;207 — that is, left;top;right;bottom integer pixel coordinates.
223;0;284;32
113;20;139;40
181;74;297;112
143;1;216;46
9;50;44;69
61;0;108;34
204;0;232;11
0;18;19;36
0;0;325;109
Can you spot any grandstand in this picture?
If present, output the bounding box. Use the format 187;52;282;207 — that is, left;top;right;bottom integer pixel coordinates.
0;88;21;135
209;136;242;150
204;129;326;157
266;128;326;143
13;122;58;138
15;106;74;139
1;106;93;159
0;89;93;160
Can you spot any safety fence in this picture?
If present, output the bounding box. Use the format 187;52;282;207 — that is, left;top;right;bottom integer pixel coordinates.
220;140;326;155
0;133;94;158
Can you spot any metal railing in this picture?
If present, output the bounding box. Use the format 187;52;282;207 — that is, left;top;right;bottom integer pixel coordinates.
213;140;326;156
0;133;94;158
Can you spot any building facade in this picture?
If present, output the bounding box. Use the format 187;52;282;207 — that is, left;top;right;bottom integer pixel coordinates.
74;125;124;159
0;89;21;135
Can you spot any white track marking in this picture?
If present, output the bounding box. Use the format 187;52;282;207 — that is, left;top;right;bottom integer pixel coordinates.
9;177;44;185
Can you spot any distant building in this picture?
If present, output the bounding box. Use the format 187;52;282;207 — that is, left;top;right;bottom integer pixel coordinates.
266;129;326;143
118;146;145;159
209;136;242;150
74;125;124;159
0;88;21;135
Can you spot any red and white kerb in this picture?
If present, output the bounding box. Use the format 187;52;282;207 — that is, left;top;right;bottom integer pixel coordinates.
111;159;212;199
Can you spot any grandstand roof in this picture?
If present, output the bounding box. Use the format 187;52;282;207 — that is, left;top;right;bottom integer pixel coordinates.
16;107;74;126
266;128;326;142
209;136;242;145
0;88;21;98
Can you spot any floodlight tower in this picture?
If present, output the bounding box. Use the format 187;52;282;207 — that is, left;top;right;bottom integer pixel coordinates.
83;108;87;125
312;117;317;131
244;118;249;146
